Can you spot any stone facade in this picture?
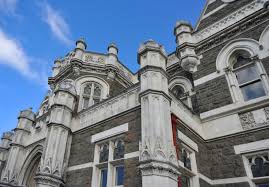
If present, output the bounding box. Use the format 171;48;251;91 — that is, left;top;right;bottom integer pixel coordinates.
1;0;269;187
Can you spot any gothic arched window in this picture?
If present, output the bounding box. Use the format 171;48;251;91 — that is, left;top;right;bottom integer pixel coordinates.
230;51;267;101
82;82;102;109
171;85;188;106
249;155;269;178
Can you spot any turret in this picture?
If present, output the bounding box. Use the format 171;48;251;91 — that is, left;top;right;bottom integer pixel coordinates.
174;21;199;72
74;38;87;60
107;42;118;66
0;132;13;179
52;58;62;77
138;40;180;187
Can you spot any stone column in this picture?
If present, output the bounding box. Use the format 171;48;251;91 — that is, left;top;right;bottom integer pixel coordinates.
0;132;13;179
35;80;76;187
0;108;35;186
138;40;180;187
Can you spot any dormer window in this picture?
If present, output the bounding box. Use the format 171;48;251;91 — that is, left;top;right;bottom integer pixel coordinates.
82;82;102;109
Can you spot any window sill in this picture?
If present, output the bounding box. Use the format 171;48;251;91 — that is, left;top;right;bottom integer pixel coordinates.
252;176;269;184
200;95;269;122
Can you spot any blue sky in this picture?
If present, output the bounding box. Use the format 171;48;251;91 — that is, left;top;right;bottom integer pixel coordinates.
0;0;205;135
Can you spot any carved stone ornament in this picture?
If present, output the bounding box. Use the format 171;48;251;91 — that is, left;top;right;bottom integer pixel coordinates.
239;108;269;130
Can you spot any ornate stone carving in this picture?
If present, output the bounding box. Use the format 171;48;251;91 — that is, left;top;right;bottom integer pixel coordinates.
264;107;269;122
240;112;256;130
84;54;105;64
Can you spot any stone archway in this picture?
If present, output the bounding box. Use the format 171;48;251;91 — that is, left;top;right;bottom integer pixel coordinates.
24;154;41;187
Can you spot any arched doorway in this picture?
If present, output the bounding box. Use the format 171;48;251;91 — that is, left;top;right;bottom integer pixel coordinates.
24;154;41;187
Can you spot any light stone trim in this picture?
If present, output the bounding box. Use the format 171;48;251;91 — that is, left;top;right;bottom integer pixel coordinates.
177;130;198;152
202;4;227;19
198;173;253;186
234;139;269;154
76;86;139;132
200;96;269;122
194;71;224;86
194;0;267;43
91;123;128;143
124;151;139;159
66;151;139;172
66;162;93;172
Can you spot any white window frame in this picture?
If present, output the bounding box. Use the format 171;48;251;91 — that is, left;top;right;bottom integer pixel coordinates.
92;136;125;187
177;130;200;187
226;54;269;103
169;76;194;109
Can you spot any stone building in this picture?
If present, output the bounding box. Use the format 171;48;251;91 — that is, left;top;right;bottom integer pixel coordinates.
1;0;269;186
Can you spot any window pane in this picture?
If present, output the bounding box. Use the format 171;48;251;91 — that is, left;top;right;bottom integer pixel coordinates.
241;81;266;101
251;156;269;178
233;56;251;69
84;84;92;95
181;176;190;187
235;65;259;85
258;184;269;187
114;140;125;160
172;85;185;100
115;166;124;186
93;98;100;105
99;144;109;163
100;168;108;187
182;150;192;170
83;98;89;109
94;85;101;97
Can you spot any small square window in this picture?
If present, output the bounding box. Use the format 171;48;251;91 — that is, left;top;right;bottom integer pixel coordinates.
100;168;108;187
115;166;124;186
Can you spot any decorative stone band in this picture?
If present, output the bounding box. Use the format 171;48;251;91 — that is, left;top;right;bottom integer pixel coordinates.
198;173;252;185
35;172;64;187
139;160;181;182
139;89;172;104
138;65;168;80
194;0;268;43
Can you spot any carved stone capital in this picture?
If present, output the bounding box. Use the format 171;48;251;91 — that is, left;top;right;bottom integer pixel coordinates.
139;160;180;182
35;172;64;187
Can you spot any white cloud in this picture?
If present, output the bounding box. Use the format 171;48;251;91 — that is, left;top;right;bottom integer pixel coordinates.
42;2;73;46
0;0;18;15
0;28;48;87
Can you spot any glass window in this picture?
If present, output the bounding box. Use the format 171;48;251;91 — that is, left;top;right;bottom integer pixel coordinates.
258;184;269;187
232;54;266;101
82;82;102;109
115;166;124;186
99;144;109;163
114;140;125;160
100;168;108;187
181;176;190;187
182;149;192;170
172;85;185;99
250;156;269;178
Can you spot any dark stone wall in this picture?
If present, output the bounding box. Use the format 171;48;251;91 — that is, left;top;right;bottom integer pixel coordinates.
124;157;142;187
66;168;92;187
177;123;269;181
214;183;250;187
200;179;212;187
195;75;233;113
198;0;254;30
167;64;193;83
66;108;141;186
204;0;224;15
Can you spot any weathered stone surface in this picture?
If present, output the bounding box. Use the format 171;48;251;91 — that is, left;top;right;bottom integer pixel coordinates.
177;123;269;180
66;168;92;187
195;75;233;113
124;157;142;187
68;108;141;167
